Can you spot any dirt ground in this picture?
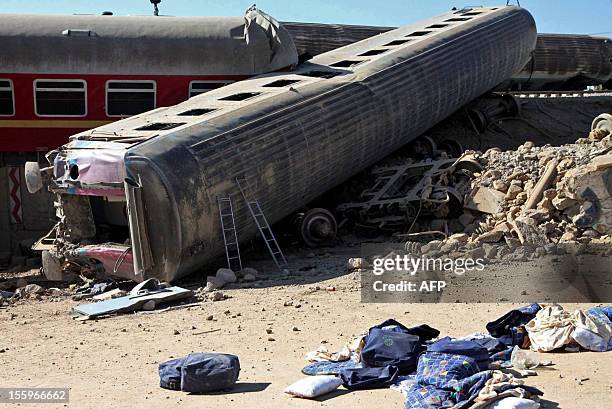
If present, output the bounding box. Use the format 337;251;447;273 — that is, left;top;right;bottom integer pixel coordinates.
1;245;611;409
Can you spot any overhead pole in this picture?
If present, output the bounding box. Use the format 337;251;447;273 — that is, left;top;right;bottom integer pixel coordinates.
150;0;161;16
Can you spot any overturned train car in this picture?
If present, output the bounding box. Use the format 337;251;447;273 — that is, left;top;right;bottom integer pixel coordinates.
40;6;537;282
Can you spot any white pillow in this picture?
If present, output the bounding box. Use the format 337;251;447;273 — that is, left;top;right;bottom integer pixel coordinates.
284;375;342;399
490;397;540;409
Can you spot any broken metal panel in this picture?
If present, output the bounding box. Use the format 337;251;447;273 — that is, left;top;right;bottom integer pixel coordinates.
50;142;127;197
49;6;537;282
282;21;393;57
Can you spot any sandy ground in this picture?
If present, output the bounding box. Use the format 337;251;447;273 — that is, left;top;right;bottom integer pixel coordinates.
1;247;611;409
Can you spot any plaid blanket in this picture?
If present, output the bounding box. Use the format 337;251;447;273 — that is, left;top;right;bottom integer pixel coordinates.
405;352;492;408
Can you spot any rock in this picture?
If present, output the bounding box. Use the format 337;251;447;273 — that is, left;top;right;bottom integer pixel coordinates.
266;328;273;334
534;247;546;258
552;196;578;211
492;180;508;193
480;243;495;258
205;276;226;292
216;268;237;284
292;326;300;332
511;216;548;245
347;258;369;270
24;284;44;295
242;273;257;282
505;237;521;250
448;233;469;243
173;329;180;335
466;246;486;259
559;231;577;243
421;240;442;254
505;184;523;201
15;278;28;288
206;315;214;321
512;246;533;261
210;291;224;302
267;337;276;342
543;189;557;200
582;229;600;238
475;230;503;243
544;243;558;255
440;241;460;254
240;267;258;278
465;187;507;214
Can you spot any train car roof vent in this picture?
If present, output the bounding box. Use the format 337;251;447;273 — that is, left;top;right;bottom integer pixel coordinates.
62;29;96;37
136;122;185;131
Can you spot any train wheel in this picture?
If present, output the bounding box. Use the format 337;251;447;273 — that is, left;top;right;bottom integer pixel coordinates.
299;208;338;247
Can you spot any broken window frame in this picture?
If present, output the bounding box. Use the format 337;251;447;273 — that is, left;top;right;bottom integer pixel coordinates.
0;79;15;116
34;79;87;117
106;80;156;118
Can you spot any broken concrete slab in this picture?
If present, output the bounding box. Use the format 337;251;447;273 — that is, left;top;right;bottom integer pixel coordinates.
465;187;507;214
511;216;549;245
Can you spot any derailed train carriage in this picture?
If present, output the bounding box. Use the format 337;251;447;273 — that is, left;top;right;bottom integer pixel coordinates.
37;6;537;282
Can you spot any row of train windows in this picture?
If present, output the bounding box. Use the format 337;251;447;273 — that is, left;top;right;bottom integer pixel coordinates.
0;79;232;117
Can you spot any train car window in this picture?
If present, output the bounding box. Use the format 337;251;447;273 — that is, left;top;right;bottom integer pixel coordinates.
189;81;234;98
0;80;14;116
106;81;156;117
34;80;86;116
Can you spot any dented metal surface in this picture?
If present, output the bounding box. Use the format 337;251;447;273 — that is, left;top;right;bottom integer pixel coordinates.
0;7;298;76
44;6;537;282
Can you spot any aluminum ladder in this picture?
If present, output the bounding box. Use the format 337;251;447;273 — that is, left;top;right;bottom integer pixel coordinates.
236;178;289;271
217;196;243;272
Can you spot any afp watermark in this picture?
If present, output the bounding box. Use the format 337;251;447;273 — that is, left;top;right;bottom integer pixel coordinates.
360;242;612;303
372;254;485;276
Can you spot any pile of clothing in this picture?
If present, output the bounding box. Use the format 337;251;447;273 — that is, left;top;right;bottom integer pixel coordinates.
526;304;612;352
290;303;612;408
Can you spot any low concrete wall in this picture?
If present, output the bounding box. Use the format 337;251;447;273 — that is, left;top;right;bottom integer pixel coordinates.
0;154;55;268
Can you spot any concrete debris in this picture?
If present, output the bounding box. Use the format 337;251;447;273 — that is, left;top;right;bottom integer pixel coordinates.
465;187;507;214
216;268;237;284
394;113;612;261
240;267;258;279
347;258;369;270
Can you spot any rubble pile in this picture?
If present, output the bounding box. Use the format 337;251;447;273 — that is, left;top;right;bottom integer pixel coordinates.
418;113;612;260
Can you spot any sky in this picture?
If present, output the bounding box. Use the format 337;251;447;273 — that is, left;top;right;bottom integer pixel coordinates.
1;0;611;36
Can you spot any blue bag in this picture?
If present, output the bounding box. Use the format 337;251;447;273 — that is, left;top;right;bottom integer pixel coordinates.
362;329;423;373
159;356;185;391
339;365;399;390
159;352;240;393
486;303;540;338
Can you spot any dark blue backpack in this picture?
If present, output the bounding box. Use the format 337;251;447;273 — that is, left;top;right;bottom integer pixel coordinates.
159;352;240;393
361;319;438;374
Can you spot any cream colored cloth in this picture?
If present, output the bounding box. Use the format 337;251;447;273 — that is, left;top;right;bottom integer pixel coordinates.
525;304;575;352
305;335;365;362
526;304;611;352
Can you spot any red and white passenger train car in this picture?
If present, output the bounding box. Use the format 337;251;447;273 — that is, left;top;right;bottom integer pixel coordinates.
0;10;298;153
